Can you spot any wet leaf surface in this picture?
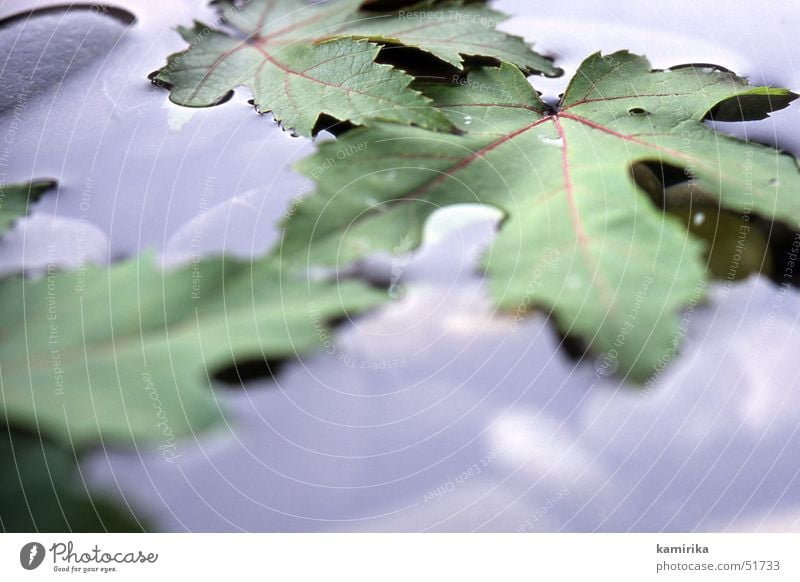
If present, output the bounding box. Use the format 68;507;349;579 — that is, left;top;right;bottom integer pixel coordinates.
0;255;385;447
284;53;800;380
3;0;800;533
153;0;555;135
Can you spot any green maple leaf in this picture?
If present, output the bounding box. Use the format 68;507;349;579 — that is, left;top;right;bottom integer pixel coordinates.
0;180;55;237
0;255;384;447
153;0;555;136
282;51;800;380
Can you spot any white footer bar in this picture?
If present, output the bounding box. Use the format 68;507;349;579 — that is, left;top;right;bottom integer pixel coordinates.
1;533;796;580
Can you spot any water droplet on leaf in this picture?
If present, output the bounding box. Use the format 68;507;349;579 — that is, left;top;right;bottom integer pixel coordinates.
567;274;583;289
538;135;563;147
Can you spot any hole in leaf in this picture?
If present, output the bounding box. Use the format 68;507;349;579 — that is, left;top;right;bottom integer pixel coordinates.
377;45;462;82
630;160;698;209
704;91;798;122
351;269;396;292
628;107;648;116
766;222;800;285
358;0;429;11
554;328;591;362
668;62;734;74
631;160;775;281
213;358;288;387
312;113;356;137
674;206;771;280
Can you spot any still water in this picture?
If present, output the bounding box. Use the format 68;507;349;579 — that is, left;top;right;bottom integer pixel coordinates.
1;0;799;531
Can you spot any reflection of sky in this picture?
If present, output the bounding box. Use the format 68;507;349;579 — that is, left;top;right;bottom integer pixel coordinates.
2;0;800;531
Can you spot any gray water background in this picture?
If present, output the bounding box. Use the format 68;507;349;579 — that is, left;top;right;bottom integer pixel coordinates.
1;0;799;531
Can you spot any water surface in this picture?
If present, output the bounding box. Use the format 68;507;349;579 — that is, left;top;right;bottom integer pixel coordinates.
2;0;799;531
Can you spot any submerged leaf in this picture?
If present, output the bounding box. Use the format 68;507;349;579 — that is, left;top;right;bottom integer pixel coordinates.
0;255;384;447
283;52;800;380
153;0;555;135
0;430;141;532
0;180;55;237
